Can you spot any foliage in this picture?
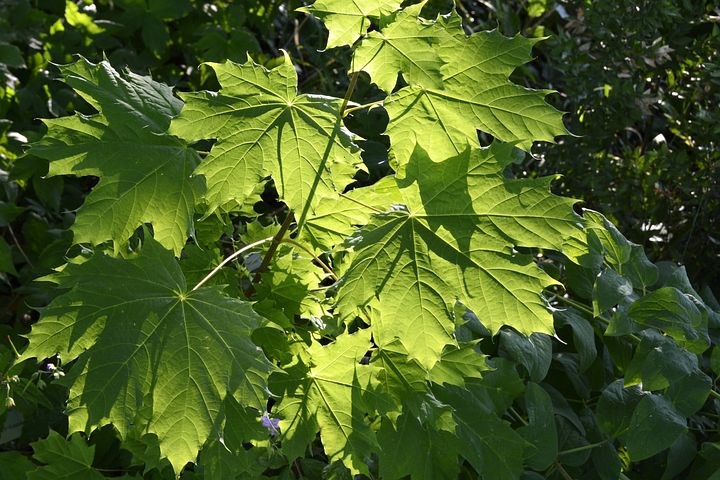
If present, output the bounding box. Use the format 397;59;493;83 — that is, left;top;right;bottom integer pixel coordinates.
0;1;719;480
452;0;720;286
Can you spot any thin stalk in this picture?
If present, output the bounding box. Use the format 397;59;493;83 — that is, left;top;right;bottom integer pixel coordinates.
555;462;575;480
558;440;607;456
279;238;338;281
7;225;33;268
343;100;384;117
341;71;361;115
6;336;20;358
554;295;600;321
252;213;296;284
192;236;274;291
710;389;720;401
509;407;528;426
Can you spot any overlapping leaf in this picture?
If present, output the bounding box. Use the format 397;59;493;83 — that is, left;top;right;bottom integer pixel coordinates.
337;142;580;367
298;0;402;49
351;2;446;93
269;330;380;475
382;12;566;165
21;238;273;472
30;58;200;255
28;431;104;480
170;53;360;222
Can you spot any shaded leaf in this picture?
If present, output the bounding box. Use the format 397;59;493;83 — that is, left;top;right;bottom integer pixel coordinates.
21;237;273;472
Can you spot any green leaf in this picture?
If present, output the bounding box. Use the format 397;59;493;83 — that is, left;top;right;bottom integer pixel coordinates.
437;382;526;480
662;432;697;480
519;382;558;470
582;210;658;290
593;269;634;315
626;394;686;461
298;0;403;49
253;251;326;328
0;43;25;69
196;440;265;480
0;451;36;478
429;343;489;387
351;3;446;93
170;54;360;222
21;237;273;472
30;58;200;255
627;287;710;354
29;431;104;480
385;27;565;166
269;330;379;475
338;143;579;367
624;331;711;417
377;411;460;479
596;379;645;437
498;330;552;382
555;309;597;372
371;338;429;412
299;178;401;253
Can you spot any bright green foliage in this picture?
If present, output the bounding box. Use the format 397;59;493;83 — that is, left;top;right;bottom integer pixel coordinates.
299;178;400;252
298;0;403;49
351;3;446;93
21;237;273;471
28;431;104;480
269;330;379;475
170;53;360;221
338;143;579;366
383;14;566;165
29;58;200;255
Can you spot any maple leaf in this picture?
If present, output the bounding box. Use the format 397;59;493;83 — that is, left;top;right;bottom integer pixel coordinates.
298;0;403;49
170;53;360;224
30;57;201;255
351;2;446;93
269;329;379;475
383;14;566;165
21;237;273;472
337;143;579;367
28;431;104;480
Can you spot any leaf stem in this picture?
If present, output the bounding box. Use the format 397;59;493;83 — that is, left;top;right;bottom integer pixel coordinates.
7;224;33;268
555;295;600;322
554;462;575;480
340;71;361;115
191;236;274;291
252;213;296;284
279;238;338;281
558;440;608;456
710;389;720;401
508;406;528;426
6;336;20;358
343;100;384;117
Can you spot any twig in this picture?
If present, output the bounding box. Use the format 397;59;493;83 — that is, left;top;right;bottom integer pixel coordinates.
7;225;33;268
252;213;295;284
192;236;274;291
